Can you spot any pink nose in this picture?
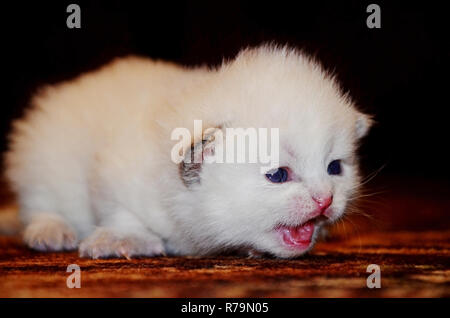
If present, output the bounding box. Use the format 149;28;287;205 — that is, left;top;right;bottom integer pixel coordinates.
312;195;333;213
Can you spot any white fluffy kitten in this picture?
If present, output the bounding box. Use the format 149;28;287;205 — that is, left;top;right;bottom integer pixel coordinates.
5;45;371;259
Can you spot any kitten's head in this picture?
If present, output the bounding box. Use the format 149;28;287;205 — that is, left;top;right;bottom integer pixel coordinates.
178;46;372;258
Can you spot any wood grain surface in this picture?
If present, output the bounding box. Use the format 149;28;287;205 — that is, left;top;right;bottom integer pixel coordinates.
0;176;449;297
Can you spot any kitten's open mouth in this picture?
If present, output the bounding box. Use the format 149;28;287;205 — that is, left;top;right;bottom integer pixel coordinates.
276;216;327;250
276;222;314;250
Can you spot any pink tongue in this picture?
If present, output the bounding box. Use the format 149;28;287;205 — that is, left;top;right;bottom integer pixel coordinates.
279;221;315;249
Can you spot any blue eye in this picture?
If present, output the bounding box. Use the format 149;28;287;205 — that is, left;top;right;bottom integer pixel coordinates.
327;160;342;175
266;168;289;183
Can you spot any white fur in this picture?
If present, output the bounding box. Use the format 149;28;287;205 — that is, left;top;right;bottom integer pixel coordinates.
5;45;371;258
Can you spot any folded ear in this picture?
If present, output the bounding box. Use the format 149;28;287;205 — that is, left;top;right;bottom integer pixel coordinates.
179;142;202;187
355;112;373;139
178;127;222;188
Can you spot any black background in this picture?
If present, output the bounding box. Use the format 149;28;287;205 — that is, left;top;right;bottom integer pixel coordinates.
1;0;448;181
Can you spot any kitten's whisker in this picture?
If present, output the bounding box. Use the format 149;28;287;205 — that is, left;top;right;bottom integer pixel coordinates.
357;163;388;188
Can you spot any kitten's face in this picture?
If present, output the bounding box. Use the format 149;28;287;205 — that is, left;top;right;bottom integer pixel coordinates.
176;47;371;257
192;110;370;258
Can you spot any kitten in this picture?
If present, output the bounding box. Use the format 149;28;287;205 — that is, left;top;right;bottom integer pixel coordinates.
5;45;371;259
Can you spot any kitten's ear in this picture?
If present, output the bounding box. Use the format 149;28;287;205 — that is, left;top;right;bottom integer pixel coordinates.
178;127;222;188
179;142;202;187
355;113;373;139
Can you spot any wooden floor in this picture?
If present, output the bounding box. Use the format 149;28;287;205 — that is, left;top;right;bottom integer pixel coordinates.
0;176;449;297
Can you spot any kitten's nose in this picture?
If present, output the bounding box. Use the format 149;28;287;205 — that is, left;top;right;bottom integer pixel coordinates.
312;195;333;213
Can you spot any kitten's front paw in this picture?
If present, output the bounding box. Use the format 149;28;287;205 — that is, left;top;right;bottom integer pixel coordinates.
24;214;78;252
79;228;165;259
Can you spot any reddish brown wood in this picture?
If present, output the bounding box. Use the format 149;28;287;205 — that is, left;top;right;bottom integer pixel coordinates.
0;176;449;297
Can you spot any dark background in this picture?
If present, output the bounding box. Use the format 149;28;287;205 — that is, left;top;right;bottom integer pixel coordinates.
1;0;448;182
